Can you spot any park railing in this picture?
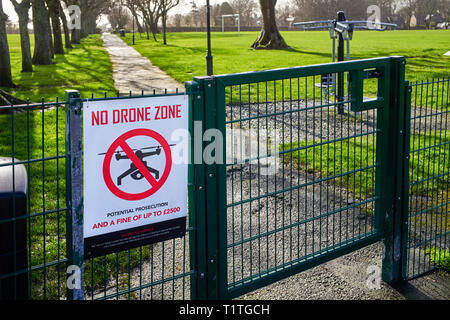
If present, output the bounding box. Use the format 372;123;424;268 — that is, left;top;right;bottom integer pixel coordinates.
0;98;68;299
404;78;450;280
0;90;196;300
0;58;448;300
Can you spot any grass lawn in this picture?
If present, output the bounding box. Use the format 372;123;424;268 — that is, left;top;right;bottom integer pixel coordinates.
124;30;450;84
425;247;450;272
281;131;449;199
1;34;116;102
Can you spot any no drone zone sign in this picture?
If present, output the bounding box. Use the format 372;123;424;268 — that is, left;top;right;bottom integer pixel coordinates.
83;95;188;259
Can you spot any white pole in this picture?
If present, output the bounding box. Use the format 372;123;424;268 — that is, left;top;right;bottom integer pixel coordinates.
222;16;224;35
237;16;240;36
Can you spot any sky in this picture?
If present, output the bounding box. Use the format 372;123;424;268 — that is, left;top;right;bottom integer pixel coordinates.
2;0;291;24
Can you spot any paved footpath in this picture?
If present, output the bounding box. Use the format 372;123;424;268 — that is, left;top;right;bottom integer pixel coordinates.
99;33;449;300
101;33;184;95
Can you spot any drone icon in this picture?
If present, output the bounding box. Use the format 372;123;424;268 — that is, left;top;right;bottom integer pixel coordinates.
99;144;174;186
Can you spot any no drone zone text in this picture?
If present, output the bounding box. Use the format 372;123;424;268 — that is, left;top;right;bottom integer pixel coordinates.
83;95;188;258
90;104;182;126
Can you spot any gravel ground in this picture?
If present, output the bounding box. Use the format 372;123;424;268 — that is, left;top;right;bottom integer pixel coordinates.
86;99;448;301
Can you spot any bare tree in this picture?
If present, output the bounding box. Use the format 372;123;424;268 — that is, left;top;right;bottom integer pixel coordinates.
136;0;162;41
218;1;234;27
47;0;64;54
108;6;132;31
66;0;110;41
375;0;397;22
397;0;417;29
276;3;294;27
252;0;289;49
64;0;81;44
170;13;183;27
10;0;33;72
291;0;372;21
32;0;54;65
160;0;180;44
440;0;450;24
415;0;441;28
229;0;258;27
125;0;145;33
60;1;73;48
0;1;16;87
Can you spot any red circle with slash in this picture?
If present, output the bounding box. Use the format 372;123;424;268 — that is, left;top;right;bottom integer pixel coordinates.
103;128;172;201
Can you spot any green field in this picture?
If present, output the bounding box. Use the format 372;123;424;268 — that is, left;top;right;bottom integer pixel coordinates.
3;30;449;102
2;34;116;102
124;30;450;83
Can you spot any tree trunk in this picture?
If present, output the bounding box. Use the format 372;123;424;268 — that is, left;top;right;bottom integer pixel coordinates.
46;5;55;58
59;2;72;49
32;0;53;65
80;10;97;39
130;8;143;34
12;0;33;72
162;12;167;45
251;0;289;49
47;0;64;54
148;17;158;41
80;9;89;38
0;1;16;87
71;28;81;44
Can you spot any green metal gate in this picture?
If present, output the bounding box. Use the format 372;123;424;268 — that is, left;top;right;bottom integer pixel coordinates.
189;56;415;299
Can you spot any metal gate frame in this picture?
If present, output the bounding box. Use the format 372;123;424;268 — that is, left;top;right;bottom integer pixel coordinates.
187;56;413;299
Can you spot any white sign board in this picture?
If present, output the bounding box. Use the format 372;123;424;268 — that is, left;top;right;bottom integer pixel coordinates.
83;95;188;258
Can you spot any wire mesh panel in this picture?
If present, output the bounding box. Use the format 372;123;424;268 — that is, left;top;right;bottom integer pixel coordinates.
81;92;195;300
0;90;195;300
0;99;68;300
212;59;391;298
84;234;193;300
406;78;450;279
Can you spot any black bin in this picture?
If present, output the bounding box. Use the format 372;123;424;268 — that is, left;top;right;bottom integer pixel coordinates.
120;29;125;37
0;157;28;300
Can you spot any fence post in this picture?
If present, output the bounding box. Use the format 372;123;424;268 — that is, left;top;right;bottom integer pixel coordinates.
202;76;221;300
381;57;409;283
400;81;412;280
187;76;223;300
186;80;208;300
65;90;85;300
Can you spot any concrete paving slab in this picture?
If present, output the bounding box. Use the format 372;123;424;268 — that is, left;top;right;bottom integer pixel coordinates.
101;33;185;95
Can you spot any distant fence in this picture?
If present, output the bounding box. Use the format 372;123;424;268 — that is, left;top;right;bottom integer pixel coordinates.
404;78;450;279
